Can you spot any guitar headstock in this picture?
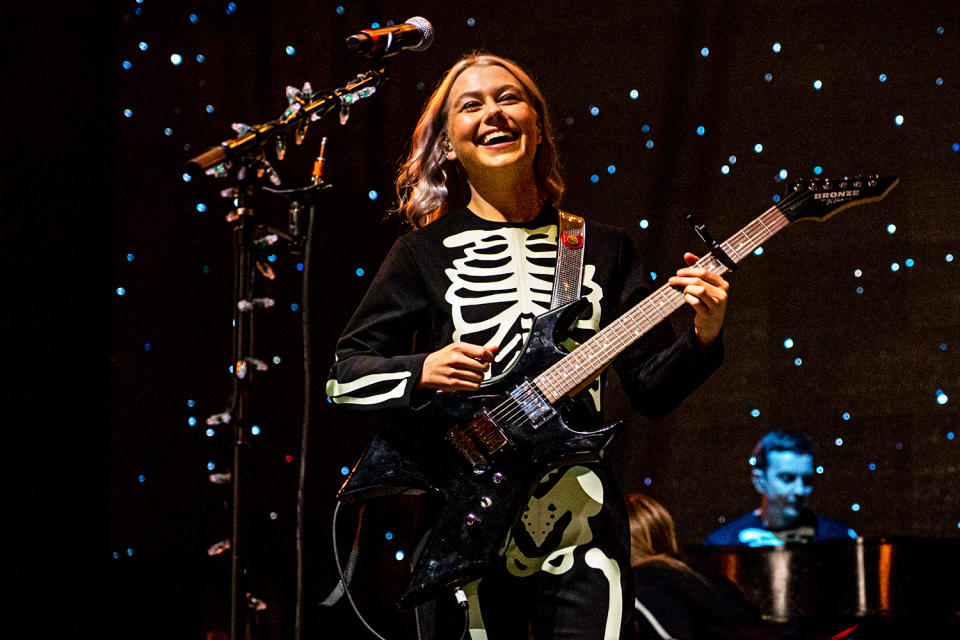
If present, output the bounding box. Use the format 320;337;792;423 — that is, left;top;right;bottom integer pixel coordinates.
780;175;899;223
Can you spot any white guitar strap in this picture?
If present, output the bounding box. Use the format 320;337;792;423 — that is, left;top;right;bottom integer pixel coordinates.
551;210;585;309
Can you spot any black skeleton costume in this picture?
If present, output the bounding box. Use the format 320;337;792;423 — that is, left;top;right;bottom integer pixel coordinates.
327;204;723;639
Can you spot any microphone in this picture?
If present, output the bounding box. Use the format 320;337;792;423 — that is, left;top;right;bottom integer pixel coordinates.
345;17;434;57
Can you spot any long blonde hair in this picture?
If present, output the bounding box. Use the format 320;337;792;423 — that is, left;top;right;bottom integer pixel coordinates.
394;52;564;229
625;492;680;562
625;492;712;584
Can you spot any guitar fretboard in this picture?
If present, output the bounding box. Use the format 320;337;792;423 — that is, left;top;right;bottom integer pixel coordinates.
534;207;790;402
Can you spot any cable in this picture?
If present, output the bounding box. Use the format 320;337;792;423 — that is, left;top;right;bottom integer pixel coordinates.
293;201;316;640
330;501;389;640
454;588;470;640
459;609;470;640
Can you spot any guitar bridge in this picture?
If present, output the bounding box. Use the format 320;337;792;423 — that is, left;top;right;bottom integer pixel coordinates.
445;409;510;471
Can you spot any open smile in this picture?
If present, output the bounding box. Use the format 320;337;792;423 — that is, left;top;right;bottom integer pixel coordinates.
477;130;518;146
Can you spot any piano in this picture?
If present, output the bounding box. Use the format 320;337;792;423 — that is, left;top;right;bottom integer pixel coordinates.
682;537;960;638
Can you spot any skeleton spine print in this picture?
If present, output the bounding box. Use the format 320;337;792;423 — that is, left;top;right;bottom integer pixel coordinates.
443;224;603;399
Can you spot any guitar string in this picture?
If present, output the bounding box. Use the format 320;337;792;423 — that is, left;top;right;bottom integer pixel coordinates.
483;281;690;427
522;205;786;408
492;184;861;430
481;195;802;427
488;213;793;428
533;204;791;402
526;201;794;405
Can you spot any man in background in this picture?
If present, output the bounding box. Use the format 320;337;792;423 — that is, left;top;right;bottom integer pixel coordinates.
703;430;857;547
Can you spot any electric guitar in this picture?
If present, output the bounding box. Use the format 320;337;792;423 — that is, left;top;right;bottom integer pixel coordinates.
338;175;899;608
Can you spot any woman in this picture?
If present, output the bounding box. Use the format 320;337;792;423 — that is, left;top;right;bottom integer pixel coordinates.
626;493;762;639
326;52;730;639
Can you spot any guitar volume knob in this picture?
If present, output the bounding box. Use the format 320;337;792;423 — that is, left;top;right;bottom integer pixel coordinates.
480;496;493;508
465;513;478;526
492;472;504;484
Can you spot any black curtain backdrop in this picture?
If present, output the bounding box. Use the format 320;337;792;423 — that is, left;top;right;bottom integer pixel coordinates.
8;1;959;638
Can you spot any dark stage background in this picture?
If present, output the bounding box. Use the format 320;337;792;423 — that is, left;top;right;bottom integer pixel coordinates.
9;1;959;638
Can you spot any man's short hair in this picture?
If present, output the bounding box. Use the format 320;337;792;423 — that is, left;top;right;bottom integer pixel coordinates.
752;430;814;470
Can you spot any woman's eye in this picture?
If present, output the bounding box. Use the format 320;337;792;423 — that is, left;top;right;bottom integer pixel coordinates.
460;101;482;111
499;94;520;103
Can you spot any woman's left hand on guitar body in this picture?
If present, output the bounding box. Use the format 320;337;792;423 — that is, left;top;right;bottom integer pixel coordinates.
669;252;730;349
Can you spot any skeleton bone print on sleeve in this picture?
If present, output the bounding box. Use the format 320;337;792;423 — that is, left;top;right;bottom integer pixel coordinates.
442;224;603;387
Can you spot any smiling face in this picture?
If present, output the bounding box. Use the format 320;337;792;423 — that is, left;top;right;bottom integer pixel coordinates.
753;450;815;528
443;63;542;187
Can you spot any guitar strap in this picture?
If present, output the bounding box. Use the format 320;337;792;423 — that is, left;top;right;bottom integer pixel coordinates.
551;210;585;309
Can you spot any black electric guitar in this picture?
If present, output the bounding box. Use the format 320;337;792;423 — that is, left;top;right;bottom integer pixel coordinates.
338;175;899;609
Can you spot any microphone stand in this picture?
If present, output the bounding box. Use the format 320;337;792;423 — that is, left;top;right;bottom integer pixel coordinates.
187;65;388;178
190;62;389;640
231;183;254;640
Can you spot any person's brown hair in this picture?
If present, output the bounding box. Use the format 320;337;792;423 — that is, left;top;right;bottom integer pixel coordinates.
625;492;680;560
394;52;564;229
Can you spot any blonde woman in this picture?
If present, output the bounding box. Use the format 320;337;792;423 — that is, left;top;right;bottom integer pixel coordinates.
625;493;760;639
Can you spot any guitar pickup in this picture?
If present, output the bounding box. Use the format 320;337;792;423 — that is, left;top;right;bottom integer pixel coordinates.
445;423;491;472
467;410;510;453
444;408;511;472
509;380;556;428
